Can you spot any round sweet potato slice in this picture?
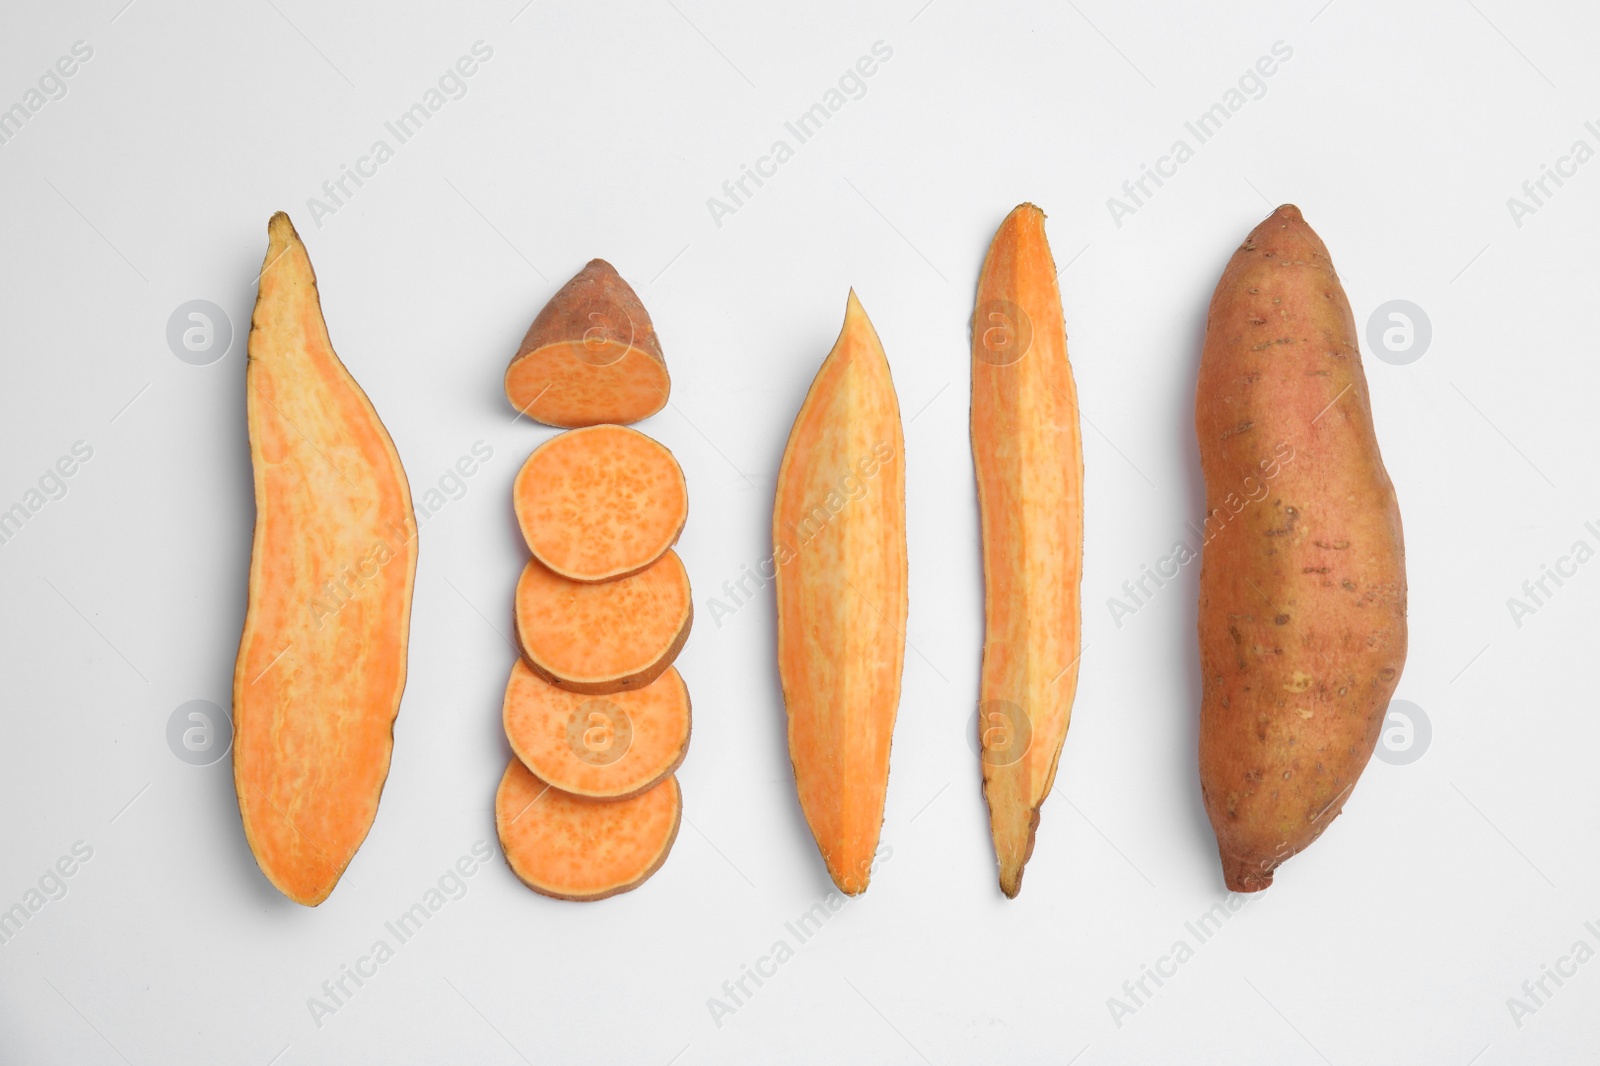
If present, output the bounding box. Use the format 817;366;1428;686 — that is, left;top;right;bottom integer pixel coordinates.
495;759;682;901
514;550;692;694
513;425;688;582
503;659;691;799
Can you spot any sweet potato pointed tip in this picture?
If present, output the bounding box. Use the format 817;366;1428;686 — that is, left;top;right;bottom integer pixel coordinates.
1006;201;1045;223
828;863;871;897
844;287;867;320
1220;849;1276;894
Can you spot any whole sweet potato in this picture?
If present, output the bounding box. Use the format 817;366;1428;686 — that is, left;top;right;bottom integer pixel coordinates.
1196;204;1407;892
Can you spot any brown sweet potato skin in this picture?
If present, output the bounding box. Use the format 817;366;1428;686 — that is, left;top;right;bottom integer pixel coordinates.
504;259;670;427
1196;205;1406;892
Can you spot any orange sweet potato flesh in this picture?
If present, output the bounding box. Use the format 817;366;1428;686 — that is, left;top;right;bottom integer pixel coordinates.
774;291;906;896
513;424;687;582
514;549;691;694
495;758;681;901
505;259;671;427
503;658;690;799
971;204;1084;899
1196;205;1407;892
233;212;417;906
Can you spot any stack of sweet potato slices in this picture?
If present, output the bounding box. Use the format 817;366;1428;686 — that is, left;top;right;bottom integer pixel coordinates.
496;262;691;901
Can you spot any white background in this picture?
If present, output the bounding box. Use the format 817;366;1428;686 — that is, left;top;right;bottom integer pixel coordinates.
1;0;1596;1062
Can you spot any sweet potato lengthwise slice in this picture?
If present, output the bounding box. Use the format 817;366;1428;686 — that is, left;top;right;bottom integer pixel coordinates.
513;424;687;582
495;758;682;901
972;205;1084;898
514;549;691;694
505;259;671;428
503;659;690;799
233;212;417;906
774;291;906;896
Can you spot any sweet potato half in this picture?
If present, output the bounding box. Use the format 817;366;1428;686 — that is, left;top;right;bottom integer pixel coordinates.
774;291;907;896
503;659;690;799
971;204;1084;898
495;758;682;901
514;549;691;694
233;212;417;906
505;259;671;427
513;424;688;582
1196;204;1407;892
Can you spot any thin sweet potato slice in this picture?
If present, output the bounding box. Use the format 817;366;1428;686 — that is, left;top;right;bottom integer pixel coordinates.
503;659;690;799
1197;205;1406;892
495;758;681;901
233;212;418;907
774;291;906;896
513;425;687;582
972;204;1083;899
514;549;691;694
505;259;671;428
